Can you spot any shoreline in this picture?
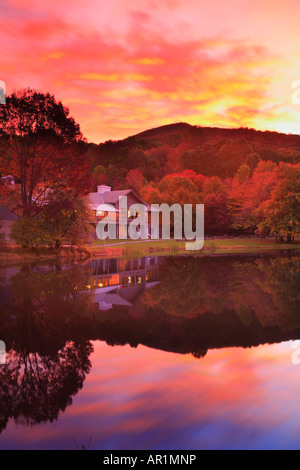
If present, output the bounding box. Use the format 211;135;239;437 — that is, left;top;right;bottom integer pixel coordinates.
0;244;91;267
0;237;300;267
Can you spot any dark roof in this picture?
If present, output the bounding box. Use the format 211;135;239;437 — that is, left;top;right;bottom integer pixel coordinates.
102;190;132;204
0;204;19;221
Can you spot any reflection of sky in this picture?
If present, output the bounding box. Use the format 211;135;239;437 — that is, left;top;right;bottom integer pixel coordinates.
1;340;300;449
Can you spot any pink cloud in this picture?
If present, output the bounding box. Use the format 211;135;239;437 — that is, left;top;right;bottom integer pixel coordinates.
1;0;299;141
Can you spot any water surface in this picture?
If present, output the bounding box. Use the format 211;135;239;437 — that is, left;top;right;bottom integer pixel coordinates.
0;253;299;449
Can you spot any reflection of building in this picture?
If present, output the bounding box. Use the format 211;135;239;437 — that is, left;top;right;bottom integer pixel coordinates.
87;256;164;310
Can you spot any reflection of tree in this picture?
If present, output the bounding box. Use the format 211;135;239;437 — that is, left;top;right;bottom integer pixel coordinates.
192;349;207;359
0;341;92;433
0;254;299;434
142;257;230;317
0;265;95;434
253;256;300;326
88;254;300;357
0;265;94;355
142;255;300;327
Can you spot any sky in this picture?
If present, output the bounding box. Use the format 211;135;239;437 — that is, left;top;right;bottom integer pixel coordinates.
1;0;300;143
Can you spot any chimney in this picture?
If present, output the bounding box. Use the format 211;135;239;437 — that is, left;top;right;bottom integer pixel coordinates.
97;185;111;194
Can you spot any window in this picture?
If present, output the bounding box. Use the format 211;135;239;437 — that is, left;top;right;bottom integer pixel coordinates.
128;209;141;218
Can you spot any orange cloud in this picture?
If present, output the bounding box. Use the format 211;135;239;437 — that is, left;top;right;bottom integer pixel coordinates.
132;58;165;65
1;0;300;142
41;51;66;61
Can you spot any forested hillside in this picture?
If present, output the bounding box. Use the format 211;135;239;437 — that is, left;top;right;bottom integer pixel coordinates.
87;122;300;189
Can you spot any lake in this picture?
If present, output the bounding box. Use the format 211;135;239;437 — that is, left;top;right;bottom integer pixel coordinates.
0;252;299;450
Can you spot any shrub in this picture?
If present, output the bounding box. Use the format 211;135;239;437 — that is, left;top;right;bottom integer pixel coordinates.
10;218;53;248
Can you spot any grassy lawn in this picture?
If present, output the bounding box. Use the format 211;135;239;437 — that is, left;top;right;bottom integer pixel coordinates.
92;238;144;245
209;238;300;254
88;237;300;258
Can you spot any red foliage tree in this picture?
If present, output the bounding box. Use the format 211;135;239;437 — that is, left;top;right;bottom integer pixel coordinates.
0;88;91;216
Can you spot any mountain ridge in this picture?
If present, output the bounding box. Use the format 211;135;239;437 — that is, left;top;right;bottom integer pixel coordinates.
89;122;300;180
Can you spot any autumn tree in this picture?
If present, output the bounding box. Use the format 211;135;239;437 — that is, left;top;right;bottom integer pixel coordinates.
204;192;230;234
202;176;226;197
175;169;205;191
0;88;91;217
227;166;252;232
126;169;145;194
140;184;162;204
157;174;201;206
257;163;300;241
225;162;277;233
141;173;201;206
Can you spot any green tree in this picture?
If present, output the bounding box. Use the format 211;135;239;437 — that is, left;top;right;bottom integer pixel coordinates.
235;164;251;185
106;164;126;189
257;163;300;241
92;165;107;188
11;193;93;248
10;217;52;248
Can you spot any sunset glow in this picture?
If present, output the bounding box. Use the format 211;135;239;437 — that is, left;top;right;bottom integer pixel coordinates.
2;341;300;450
2;0;300;142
